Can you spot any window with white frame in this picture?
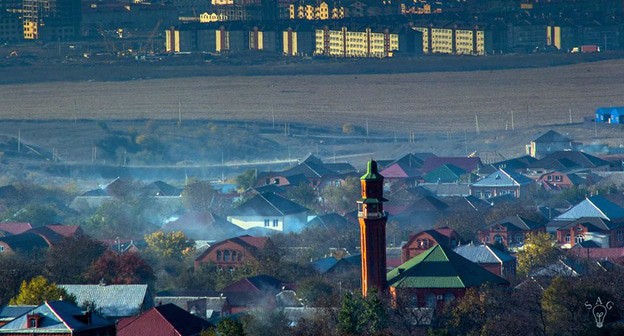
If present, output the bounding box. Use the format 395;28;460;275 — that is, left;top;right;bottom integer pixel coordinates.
575;234;584;244
264;219;270;227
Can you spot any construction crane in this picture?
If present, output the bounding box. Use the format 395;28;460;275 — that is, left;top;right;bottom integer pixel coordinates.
139;19;163;55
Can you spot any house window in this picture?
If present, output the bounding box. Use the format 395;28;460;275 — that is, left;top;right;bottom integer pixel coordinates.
555;175;561;182
425;293;436;307
231;251;237;261
264;219;270;227
618;231;623;242
575;234;584;244
565;234;571;243
217;251;222;261
273;219;279;227
547;175;552;181
494;235;503;244
29;319;37;328
274;178;280;184
515;234;524;243
444;292;455;304
0;246;3;253
224;250;231;262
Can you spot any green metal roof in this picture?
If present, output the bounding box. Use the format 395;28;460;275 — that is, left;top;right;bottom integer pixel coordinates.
361;161;383;180
386;245;509;289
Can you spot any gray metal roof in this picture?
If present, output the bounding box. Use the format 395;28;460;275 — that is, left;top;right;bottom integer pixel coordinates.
472;169;533;187
59;284;149;318
453;244;515;264
555;195;624;221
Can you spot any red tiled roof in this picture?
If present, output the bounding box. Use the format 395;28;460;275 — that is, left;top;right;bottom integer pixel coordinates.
45;224;82;237
0;222;32;235
238;235;269;249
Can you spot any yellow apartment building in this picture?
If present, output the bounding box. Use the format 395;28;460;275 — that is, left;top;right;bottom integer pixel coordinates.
314;27;399;58
289;1;344;20
413;26;486;55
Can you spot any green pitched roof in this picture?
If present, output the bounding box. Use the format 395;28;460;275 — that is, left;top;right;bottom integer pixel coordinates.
387;245;508;289
361;160;383;180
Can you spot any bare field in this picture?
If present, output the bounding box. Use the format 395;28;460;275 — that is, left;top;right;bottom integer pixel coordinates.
1;59;624;136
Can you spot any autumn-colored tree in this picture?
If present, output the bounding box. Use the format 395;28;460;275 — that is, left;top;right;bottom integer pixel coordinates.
45;235;107;284
517;231;561;276
235;170;257;192
144;230;195;260
9;276;74;305
86;251;155;284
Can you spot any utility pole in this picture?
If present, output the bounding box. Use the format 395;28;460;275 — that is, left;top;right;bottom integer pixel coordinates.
475;115;480;134
365;118;369;137
569;108;572;124
511;110;515;130
272;105;275;129
177;100;182;126
17;128;20;153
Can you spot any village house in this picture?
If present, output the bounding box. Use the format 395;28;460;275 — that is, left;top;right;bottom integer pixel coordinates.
194;235;271;270
379;153;435;188
154;290;228;320
59;283;152;320
470;168;534;200
453;243;516;278
401;227;462;263
258;154;356;189
556;217;624;248
388;245;509;309
537;170;592;191
478;215;546;247
0;301;115;335
116;303;214;336
525;151;611;176
525;130;574;159
227;192;309;232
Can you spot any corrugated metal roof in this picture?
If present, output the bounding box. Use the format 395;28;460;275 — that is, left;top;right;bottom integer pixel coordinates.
453;244;515;264
59;284;149;318
0;301;113;332
472;169;533;187
555;195;624;221
387;245;508;289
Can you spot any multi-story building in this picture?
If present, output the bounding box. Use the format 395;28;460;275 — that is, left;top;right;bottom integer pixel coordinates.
315;26;419;58
282;26;315;56
412;25;490;55
22;0;81;41
289;1;344;20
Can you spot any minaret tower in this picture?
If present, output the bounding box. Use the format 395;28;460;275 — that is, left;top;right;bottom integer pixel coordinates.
357;160;388;297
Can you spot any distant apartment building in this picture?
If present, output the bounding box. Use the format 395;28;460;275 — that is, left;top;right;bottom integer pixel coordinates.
289;1;344;20
546;24;621;52
22;0;81;41
283;27;315;56
315;26;421;58
412;25;489;55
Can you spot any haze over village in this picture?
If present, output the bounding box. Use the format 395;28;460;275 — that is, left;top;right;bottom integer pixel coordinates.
2;0;624;335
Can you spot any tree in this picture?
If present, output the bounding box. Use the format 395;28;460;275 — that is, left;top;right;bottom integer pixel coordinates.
517;231;561;276
297;278;334;307
217;318;245;336
337;291;388;336
8;204;58;227
9;276;73;305
86;251;155;284
0;254;43;305
45;235;107;283
284;184;318;211
182;180;219;211
321;177;360;214
235;170;257;192
144;230;195;260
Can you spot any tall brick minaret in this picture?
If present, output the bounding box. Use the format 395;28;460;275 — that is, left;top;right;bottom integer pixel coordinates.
357;160;388;297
